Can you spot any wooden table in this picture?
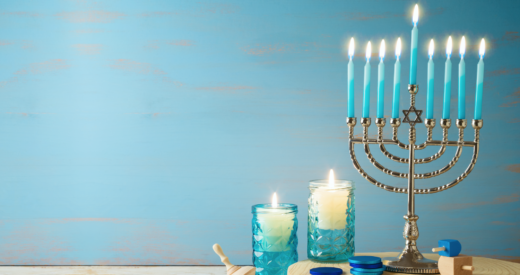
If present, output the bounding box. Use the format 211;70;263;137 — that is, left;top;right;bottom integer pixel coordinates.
288;253;520;275
0;253;517;275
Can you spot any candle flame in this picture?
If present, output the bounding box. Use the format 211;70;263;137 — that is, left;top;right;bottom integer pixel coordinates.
379;39;385;60
446;36;452;58
366;41;371;61
272;192;278;208
395;38;401;60
328;169;335;188
412;4;419;25
429;39;434;59
460;36;466;58
348;38;355;59
479;39;486;58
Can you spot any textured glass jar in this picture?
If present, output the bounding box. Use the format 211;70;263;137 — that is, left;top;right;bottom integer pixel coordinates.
252;203;298;275
308;180;355;262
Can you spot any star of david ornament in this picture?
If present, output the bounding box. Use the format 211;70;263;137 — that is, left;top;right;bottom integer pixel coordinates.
402;106;423;126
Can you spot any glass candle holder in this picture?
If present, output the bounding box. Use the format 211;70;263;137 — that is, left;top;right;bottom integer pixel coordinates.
252;203;298;275
308;180;355;262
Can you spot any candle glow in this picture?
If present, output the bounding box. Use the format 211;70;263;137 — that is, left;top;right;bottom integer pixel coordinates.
272;192;278;208
429;39;434;58
366;41;372;61
328;169;335;188
446;36;453;58
396;38;401;59
460;36;466;58
348;38;355;59
380;39;386;60
412;4;419;26
479;38;486;58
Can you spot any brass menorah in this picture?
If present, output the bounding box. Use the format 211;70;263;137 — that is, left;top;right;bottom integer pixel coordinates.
347;84;483;274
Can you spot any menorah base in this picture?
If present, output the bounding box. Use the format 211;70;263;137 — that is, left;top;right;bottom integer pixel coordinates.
383;246;439;274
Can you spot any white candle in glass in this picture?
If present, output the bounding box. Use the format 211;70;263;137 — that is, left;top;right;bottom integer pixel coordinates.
313;170;351;230
255;193;296;252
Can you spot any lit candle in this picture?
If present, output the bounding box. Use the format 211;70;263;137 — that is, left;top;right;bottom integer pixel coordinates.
409;5;419;84
253;193;297;252
426;39;435;119
308;170;355;262
442;36;453;119
458;37;466;119
392;38;401;119
348;38;355;118
475;39;485;120
312;170;351;230
377;40;385;118
363;42;372;118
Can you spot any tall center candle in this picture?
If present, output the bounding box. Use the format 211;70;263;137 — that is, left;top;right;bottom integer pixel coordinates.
409;5;419;85
458;37;466;120
363;42;372;118
377;40;385;118
426;40;435;119
392;38;401;119
442;37;453;119
348;38;355;118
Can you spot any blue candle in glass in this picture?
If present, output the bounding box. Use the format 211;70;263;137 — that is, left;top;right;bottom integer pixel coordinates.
442;37;453;119
363;42;372;118
426;39;435;119
475;39;486;120
409;5;419;85
348;38;355;118
392;38;401;119
377;40;385;118
458;37;466;120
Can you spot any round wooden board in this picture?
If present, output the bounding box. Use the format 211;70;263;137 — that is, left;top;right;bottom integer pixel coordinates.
288;253;520;275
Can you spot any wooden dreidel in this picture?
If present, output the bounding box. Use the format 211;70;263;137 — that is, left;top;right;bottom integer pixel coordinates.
438;255;474;275
432;239;462;257
213;243;256;275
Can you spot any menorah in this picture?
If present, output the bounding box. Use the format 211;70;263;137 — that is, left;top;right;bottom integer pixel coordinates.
346;84;483;274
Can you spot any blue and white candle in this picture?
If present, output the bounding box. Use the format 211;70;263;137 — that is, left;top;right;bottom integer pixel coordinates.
458;37;466;120
363;42;372;118
426;39;435;119
475;39;485;120
348;38;355;118
409;5;419;85
392;38;401;119
442;36;453;119
377;40;385;118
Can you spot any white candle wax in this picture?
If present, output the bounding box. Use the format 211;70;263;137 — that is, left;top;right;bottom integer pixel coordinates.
256;209;296;252
314;186;351;230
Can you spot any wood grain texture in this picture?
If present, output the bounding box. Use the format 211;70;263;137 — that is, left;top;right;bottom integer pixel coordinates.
288;253;520;275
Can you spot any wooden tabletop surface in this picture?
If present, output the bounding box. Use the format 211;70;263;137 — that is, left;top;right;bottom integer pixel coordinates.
0;253;517;275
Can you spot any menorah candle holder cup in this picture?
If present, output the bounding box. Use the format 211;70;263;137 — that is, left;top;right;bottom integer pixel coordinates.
252;203;298;275
307;179;355;262
347;84;483;274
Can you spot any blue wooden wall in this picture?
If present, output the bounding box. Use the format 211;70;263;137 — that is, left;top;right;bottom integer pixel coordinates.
0;0;518;265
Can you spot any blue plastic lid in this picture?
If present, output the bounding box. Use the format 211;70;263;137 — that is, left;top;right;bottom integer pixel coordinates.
348;256;382;265
310;267;343;275
349;270;383;275
349;263;383;269
351;265;386;273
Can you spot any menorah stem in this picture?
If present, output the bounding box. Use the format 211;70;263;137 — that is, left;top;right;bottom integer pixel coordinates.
407;126;416;216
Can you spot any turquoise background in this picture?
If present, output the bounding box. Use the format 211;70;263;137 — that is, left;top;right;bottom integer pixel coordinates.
0;0;518;265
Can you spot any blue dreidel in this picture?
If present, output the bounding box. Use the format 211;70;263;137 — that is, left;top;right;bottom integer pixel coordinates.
432;239;462;257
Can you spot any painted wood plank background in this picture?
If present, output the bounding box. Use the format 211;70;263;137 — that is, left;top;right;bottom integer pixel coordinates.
0;0;518;265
